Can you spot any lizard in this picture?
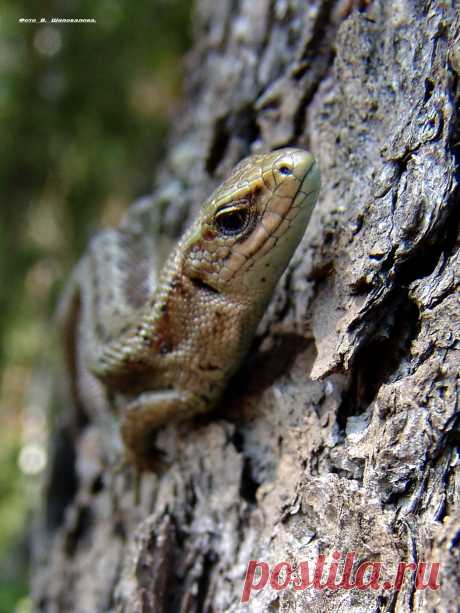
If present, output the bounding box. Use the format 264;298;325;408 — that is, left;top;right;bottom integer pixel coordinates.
58;147;320;473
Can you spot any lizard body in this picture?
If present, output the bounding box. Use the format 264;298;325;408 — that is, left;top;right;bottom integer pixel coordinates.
59;148;320;470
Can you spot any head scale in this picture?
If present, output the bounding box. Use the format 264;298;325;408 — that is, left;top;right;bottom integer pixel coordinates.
183;147;320;302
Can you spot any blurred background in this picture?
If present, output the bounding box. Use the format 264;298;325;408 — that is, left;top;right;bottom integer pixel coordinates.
0;2;190;610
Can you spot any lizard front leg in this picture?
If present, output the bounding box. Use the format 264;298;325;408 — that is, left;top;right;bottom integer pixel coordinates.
119;390;207;471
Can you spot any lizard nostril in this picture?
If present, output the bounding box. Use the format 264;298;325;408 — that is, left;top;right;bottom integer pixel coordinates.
278;165;292;176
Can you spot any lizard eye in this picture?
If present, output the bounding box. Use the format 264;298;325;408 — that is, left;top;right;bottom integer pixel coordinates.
215;207;250;236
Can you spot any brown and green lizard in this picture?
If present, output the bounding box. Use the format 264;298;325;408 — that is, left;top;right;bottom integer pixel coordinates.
58;148;320;471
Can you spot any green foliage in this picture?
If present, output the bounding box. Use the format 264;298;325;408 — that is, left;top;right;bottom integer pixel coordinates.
0;432;28;613
0;1;191;608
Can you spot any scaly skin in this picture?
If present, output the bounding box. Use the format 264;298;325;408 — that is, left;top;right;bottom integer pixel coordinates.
59;148;320;470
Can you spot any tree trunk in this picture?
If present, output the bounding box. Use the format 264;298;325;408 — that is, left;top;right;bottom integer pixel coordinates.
32;1;460;611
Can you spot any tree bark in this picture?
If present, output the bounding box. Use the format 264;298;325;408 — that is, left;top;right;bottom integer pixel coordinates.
32;1;460;611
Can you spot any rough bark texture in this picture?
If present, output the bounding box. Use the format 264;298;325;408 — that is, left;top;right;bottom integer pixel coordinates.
32;1;460;611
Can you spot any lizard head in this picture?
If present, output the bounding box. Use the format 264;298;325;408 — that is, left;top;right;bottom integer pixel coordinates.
183;147;320;300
